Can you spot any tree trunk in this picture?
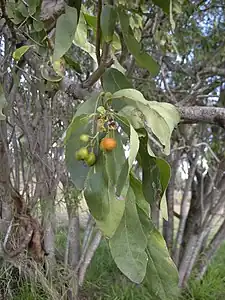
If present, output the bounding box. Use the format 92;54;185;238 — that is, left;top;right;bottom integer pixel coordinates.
197;220;225;280
0;121;12;234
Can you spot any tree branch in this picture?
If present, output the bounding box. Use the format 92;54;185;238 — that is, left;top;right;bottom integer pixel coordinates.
177;106;225;128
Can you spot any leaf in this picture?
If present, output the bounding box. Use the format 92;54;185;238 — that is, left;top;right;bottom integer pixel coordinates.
64;54;82;73
119;106;143;129
75;92;101;117
145;228;179;300
74;12;97;62
102;68;132;94
148;101;180;154
65;114;93;190
115;119;139;199
156;158;171;220
100;4;117;42
96;131;126;237
111;89;177;155
130;174;150;216
139;136;161;205
84;159;110;221
53;5;78;62
152;0;170;14
112;88;146;105
118;10;159;76
13;45;31;61
40;63;63;82
0;85;6;120
109;187;148;283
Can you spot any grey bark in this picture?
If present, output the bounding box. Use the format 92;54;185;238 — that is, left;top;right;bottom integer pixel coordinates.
173;152;200;265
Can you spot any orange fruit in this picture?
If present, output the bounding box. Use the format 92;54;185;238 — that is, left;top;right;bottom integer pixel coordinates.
100;138;117;151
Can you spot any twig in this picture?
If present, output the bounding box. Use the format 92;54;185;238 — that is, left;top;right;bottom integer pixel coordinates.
82;58;113;88
161;64;177;104
96;0;102;65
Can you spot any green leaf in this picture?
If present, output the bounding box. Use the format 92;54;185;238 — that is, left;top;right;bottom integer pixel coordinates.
64;54;82;73
0;85;6;120
74;12;97;62
109;187;148;284
102;68;132;94
119;106;144;129
139;136;161;205
100;4;117;42
84;13;97;30
112;89;179;155
148;102;180;154
13;45;31;61
75;93;102;117
17;2;29;17
96;131;126;237
115;119;139;199
53;5;78;62
118;10;159;76
156;158;171;220
65;114;92;190
152;0;170;13
84;159;110;221
130;174;150;216
145;228;179;300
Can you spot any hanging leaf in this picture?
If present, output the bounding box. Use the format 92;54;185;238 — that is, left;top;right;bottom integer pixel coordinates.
152;0;170;13
156;158;171;220
13;45;31;61
118;10;159;76
115;116;139;199
111;89;180;155
53;5;78;62
84;156;110;221
109;187;148;284
102;68;132;94
130;174;150;216
74;12;97;62
96;132;126;237
119;106;144;129
100;4;117;42
145;228;179;300
65;114;93;190
139;136;161;205
75;92;102;118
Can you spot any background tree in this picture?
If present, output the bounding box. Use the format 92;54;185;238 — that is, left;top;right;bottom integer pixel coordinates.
0;0;225;299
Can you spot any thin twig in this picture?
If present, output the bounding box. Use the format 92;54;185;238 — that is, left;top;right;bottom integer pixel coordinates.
96;0;102;66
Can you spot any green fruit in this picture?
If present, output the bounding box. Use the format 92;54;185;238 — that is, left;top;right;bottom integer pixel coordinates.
80;134;89;143
75;151;82;160
97;106;106;114
85;152;96;166
76;147;89;160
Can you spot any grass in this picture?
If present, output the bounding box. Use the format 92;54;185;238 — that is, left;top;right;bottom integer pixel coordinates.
3;230;225;299
83;240;225;300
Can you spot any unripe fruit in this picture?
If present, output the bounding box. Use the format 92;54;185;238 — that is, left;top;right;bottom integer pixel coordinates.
100;138;117;151
80;134;89;143
97;106;106;114
75;147;89;160
85;152;96;166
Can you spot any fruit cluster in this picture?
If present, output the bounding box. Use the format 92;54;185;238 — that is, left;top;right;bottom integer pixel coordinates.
75;134;117;167
75;135;96;166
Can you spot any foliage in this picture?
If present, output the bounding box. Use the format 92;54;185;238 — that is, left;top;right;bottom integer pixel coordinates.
2;0;225;299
